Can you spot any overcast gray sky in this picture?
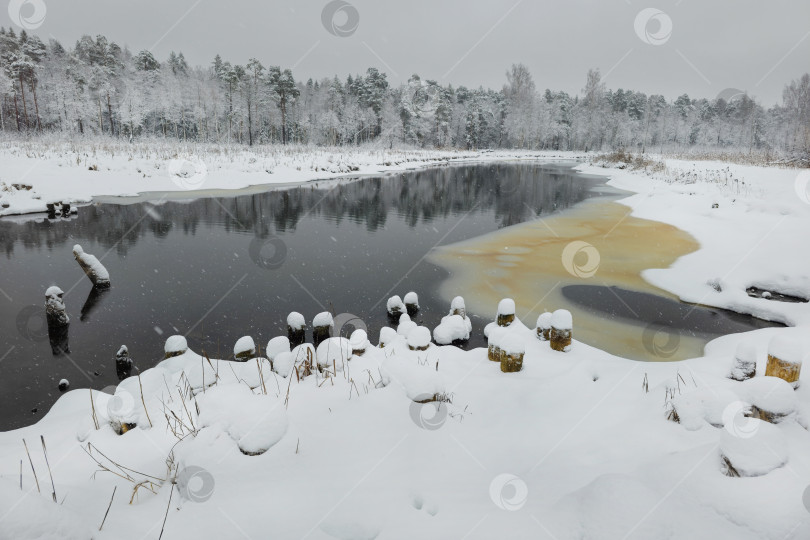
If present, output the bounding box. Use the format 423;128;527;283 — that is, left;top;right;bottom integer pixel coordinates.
5;0;809;104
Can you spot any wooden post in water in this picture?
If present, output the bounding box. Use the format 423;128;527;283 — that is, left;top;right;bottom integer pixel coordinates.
729;342;757;381
287;312;306;348
164;335;188;359
765;336;803;388
45;286;70;355
404;292;420;317
549;309;573;352
536;312;552;341
312;312;334;348
234;336;256;361
115;345;133;381
73;245;111;288
350;329;369;356
500;335;525;373
496;298;515;327
487;327;503;362
387;295;406;321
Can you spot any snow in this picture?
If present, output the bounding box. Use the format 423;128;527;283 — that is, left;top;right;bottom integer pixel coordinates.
768;335;804;364
739;376;797;417
450;295;466;314
313;311;334;328
72;244;111;284
719;420;788;477
406;326;432;349
265;336;291;360
164;334;188;354
551;309;573;330
734;341;758;363
404;291;419;307
396;313;417;336
433;314;471;345
378;326;397;347
316;337;352;372
286;311;306;329
497;298;515;316
386;295;405;315
536;312;552;330
44;286;63;298
272;351;294;377
233;335;256;357
500;334;525;355
0;145;581;217
349;329;370;351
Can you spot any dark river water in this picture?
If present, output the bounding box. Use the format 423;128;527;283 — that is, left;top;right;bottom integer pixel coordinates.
0;162;779;430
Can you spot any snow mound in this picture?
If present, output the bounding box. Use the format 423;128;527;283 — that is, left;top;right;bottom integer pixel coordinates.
500;334;525;355
406;326;432;349
266;336;291;361
433;314;470;345
234;336;256;358
720;419;787;477
397;313;417;336
350;329;369;351
387;295;405;315
272;352;294;377
314;311;334;328
497;298;515;315
551;309;573;329
317;337;352;372
197;384;287;455
739;376;797;418
450;295;466;315
0;479;93;540
287;311;306;329
378;327;397;347
165;335;188;355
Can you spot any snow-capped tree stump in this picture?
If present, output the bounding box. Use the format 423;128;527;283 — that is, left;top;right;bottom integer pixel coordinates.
115;345;132;381
404;292;420;317
743;376;797;424
45;286;70;355
72;244;111;288
312;312;334;348
496;298;516;327
407;326;431;351
287;312;306;348
729;341;757;381
350;329;369;356
487;327;504;362
164;335;188;359
536;312;552;341
387;295;406;320
234;336;256;361
450;296;467;318
765;336;803;388
45;286;69;328
378;327;397;348
500;335;524;373
550;309;573;352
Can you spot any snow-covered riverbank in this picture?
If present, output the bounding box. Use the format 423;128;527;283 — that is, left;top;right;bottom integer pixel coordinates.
0;141;583;217
1;145;809;539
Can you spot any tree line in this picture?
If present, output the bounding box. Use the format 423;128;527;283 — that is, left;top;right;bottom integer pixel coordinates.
1;27;808;160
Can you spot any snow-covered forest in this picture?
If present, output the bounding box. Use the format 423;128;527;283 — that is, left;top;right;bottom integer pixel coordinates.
0;27;808;159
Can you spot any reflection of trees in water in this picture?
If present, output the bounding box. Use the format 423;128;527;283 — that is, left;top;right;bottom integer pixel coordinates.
0;164;595;256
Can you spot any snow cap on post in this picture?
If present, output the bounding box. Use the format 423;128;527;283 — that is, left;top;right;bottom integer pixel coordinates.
450;296;467;318
234;336;256;361
407;326;432;351
536;312;553;341
496;298;516;327
164;335;188;359
312;312;334;348
387;295;406;317
404;291;420;316
378;327;397;348
266;336;291;361
287;311;306;348
550;309;573;352
729;341;757;381
350;329;369;355
72;244;111;288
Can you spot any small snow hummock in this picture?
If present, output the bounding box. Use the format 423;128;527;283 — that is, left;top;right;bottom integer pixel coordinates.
287;311;306;329
317;337;352;371
72;244;111;287
720;419;788;477
272;352;294;377
266;336;291;361
234;336;256;359
397;313;418;336
313;311;334;328
378;327;397;347
164;335;188;355
433;314;470;345
404;291;419;308
58;379;69;392
387;295;406;315
551;309;573;330
407;326;432;350
497;298;516;316
740;376;798;418
767;335;804;364
500;334;525;355
349;329;369;352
